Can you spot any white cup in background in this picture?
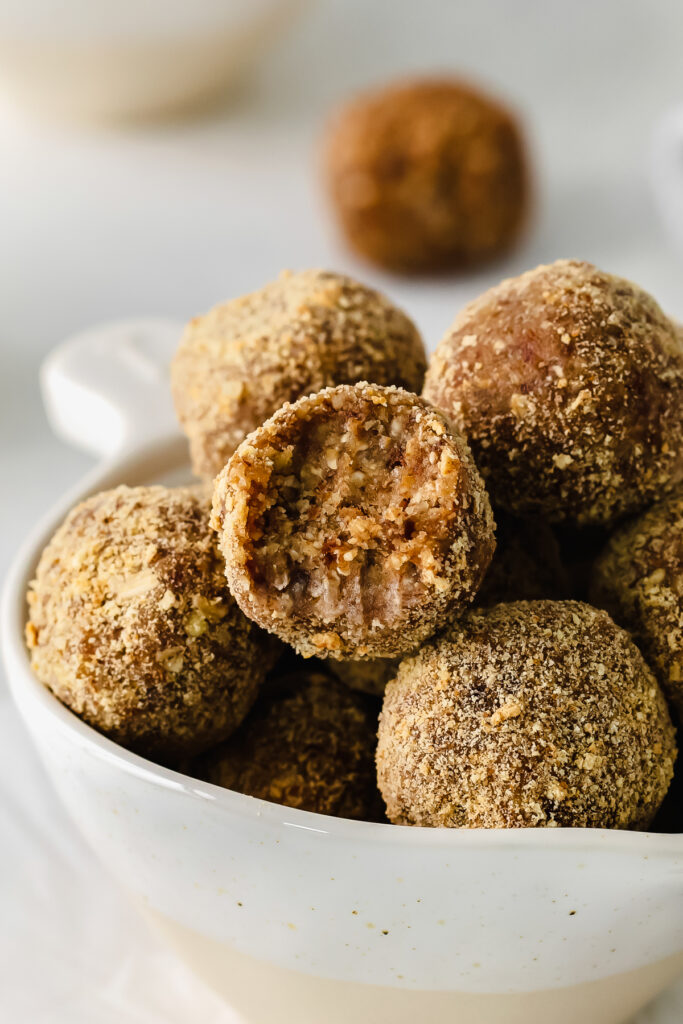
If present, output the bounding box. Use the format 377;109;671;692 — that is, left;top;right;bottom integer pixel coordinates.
0;0;307;123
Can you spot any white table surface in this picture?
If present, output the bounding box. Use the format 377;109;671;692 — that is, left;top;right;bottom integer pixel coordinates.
1;1;682;1020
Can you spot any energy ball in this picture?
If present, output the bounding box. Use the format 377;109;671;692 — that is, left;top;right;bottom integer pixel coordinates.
323;77;528;273
212;383;496;659
196;670;382;820
476;512;568;605
331;657;399;698
171;269;427;478
423;260;683;525
377;601;676;829
26;485;268;763
591;492;683;719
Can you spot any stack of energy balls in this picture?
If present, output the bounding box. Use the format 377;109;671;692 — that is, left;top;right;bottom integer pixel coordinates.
26;258;683;831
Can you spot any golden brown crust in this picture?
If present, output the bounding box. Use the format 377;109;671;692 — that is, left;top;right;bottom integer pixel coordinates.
324;77;528;273
423;260;683;525
377;601;676;829
26;485;268;763
212;383;496;659
171;269;427;478
590;492;683;719
195;670;383;820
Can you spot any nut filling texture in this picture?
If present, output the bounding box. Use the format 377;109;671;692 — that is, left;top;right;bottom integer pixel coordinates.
212;383;496;659
377;601;676;829
423;260;683;525
26;485;268;762
591;491;683;719
171;269;426;478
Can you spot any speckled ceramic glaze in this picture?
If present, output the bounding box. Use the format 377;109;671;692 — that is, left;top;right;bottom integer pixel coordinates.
2;322;682;1024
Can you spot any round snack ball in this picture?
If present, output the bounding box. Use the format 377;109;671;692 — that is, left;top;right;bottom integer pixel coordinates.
377;601;676;829
197;670;383;820
423;260;683;525
171;269;427;478
476;512;568;605
590;491;683;719
26;485;269;763
331;657;399;698
212;383;496;660
323;77;528;273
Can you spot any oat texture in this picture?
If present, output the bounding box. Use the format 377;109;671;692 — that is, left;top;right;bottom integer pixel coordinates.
26;485;269;762
212;382;496;659
377;601;676;829
171;269;427;478
423;260;683;525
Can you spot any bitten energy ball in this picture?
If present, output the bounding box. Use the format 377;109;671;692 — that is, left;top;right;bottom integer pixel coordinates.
476;512;568;605
171;269;427;478
377;601;676;829
423;260;683;525
591;492;683;719
212;383;495;659
197;671;382;820
324;77;528;273
26;485;268;762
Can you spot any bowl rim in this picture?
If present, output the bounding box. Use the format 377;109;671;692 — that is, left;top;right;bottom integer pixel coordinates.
3;435;681;854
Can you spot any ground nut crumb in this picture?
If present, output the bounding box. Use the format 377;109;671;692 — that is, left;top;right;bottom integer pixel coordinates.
377;601;676;829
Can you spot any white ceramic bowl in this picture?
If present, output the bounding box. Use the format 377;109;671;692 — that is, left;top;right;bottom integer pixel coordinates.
2;322;683;1024
0;0;306;122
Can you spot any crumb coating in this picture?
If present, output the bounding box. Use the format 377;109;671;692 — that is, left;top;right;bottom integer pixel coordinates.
197;670;383;820
26;485;267;762
423;260;683;525
377;601;676;829
171;269;427;478
591;491;683;719
212;383;496;659
324;77;528;273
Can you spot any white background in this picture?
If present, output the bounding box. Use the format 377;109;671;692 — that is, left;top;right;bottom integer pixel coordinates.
1;1;683;1020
